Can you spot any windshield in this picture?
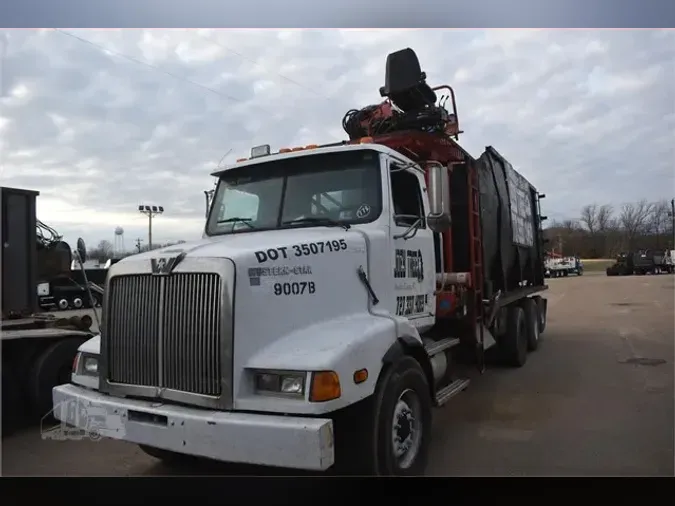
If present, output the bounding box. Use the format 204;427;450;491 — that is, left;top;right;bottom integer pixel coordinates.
206;149;382;235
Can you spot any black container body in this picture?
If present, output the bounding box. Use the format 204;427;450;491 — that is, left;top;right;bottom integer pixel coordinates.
450;148;545;297
632;250;656;269
1;186;40;316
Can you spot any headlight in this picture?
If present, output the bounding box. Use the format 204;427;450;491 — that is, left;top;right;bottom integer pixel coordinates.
73;352;99;377
83;356;99;375
254;371;305;396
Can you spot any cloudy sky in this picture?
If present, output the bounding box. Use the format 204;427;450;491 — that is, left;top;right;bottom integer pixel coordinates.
1;29;673;252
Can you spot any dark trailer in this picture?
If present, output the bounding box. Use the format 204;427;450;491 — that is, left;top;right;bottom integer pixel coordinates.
1;186;97;434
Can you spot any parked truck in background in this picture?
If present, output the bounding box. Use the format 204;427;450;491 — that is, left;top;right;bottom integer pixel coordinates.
53;48;549;475
1;186;99;434
545;255;583;278
35;226;107;312
606;252;634;276
664;249;675;274
606;249;674;276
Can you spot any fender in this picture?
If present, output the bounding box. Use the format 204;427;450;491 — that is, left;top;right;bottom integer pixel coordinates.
240;313;397;414
381;335;435;399
382;335;423;364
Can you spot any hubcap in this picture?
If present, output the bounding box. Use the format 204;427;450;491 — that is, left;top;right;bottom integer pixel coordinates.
391;389;422;469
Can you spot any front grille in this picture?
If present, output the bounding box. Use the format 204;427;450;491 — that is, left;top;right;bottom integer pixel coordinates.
106;273;222;397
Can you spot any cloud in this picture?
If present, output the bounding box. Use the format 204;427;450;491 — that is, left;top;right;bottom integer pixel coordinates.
1;28;673;251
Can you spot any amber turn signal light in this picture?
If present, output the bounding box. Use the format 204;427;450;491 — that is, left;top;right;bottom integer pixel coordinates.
309;371;341;402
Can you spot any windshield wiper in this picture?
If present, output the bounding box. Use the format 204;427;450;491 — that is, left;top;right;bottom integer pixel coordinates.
282;217;350;230
217;217;255;229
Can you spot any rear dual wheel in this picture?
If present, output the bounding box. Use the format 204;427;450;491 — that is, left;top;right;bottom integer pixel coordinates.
499;305;528;367
499;298;543;366
522;298;541;352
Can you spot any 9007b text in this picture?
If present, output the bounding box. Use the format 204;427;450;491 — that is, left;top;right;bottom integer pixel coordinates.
273;281;316;296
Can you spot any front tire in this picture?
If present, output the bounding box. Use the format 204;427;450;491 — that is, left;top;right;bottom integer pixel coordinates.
333;355;432;476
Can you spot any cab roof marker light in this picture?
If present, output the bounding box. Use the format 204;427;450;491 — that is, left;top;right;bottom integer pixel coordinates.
236;158;248;162
250;144;271;158
279;148;292;153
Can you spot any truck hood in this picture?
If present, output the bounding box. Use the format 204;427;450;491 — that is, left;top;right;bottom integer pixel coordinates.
118;227;365;264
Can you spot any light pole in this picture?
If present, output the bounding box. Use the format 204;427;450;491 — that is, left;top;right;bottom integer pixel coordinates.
138;204;164;250
669;198;675;249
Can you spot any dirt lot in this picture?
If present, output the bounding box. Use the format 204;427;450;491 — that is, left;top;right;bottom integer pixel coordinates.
2;273;673;476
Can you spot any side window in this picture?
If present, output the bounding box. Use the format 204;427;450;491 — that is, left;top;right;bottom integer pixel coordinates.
391;169;425;228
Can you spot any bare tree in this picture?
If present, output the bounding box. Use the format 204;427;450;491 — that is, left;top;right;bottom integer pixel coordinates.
619;200;653;249
597;204;614;232
97;240;114;259
561;219;579;232
580;204;598;234
647;200;669;234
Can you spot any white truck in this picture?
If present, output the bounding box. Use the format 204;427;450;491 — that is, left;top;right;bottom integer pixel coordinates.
545;256;583;278
52;48;549;475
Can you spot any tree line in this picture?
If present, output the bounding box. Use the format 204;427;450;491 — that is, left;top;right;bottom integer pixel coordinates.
83;198;674;263
544;199;674;259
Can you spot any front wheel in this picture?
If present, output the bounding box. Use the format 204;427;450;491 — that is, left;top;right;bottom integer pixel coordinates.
333;356;432;476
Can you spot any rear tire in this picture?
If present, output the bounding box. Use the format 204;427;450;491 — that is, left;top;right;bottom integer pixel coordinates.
533;296;547;334
522;298;540;352
499;305;527;368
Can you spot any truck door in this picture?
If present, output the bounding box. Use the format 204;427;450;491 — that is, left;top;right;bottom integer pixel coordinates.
389;159;436;329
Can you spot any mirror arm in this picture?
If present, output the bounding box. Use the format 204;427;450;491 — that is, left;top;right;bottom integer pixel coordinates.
393;217;423;240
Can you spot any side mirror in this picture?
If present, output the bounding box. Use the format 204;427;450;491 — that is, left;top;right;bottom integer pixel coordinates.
76;237;87;263
426;162;451;233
